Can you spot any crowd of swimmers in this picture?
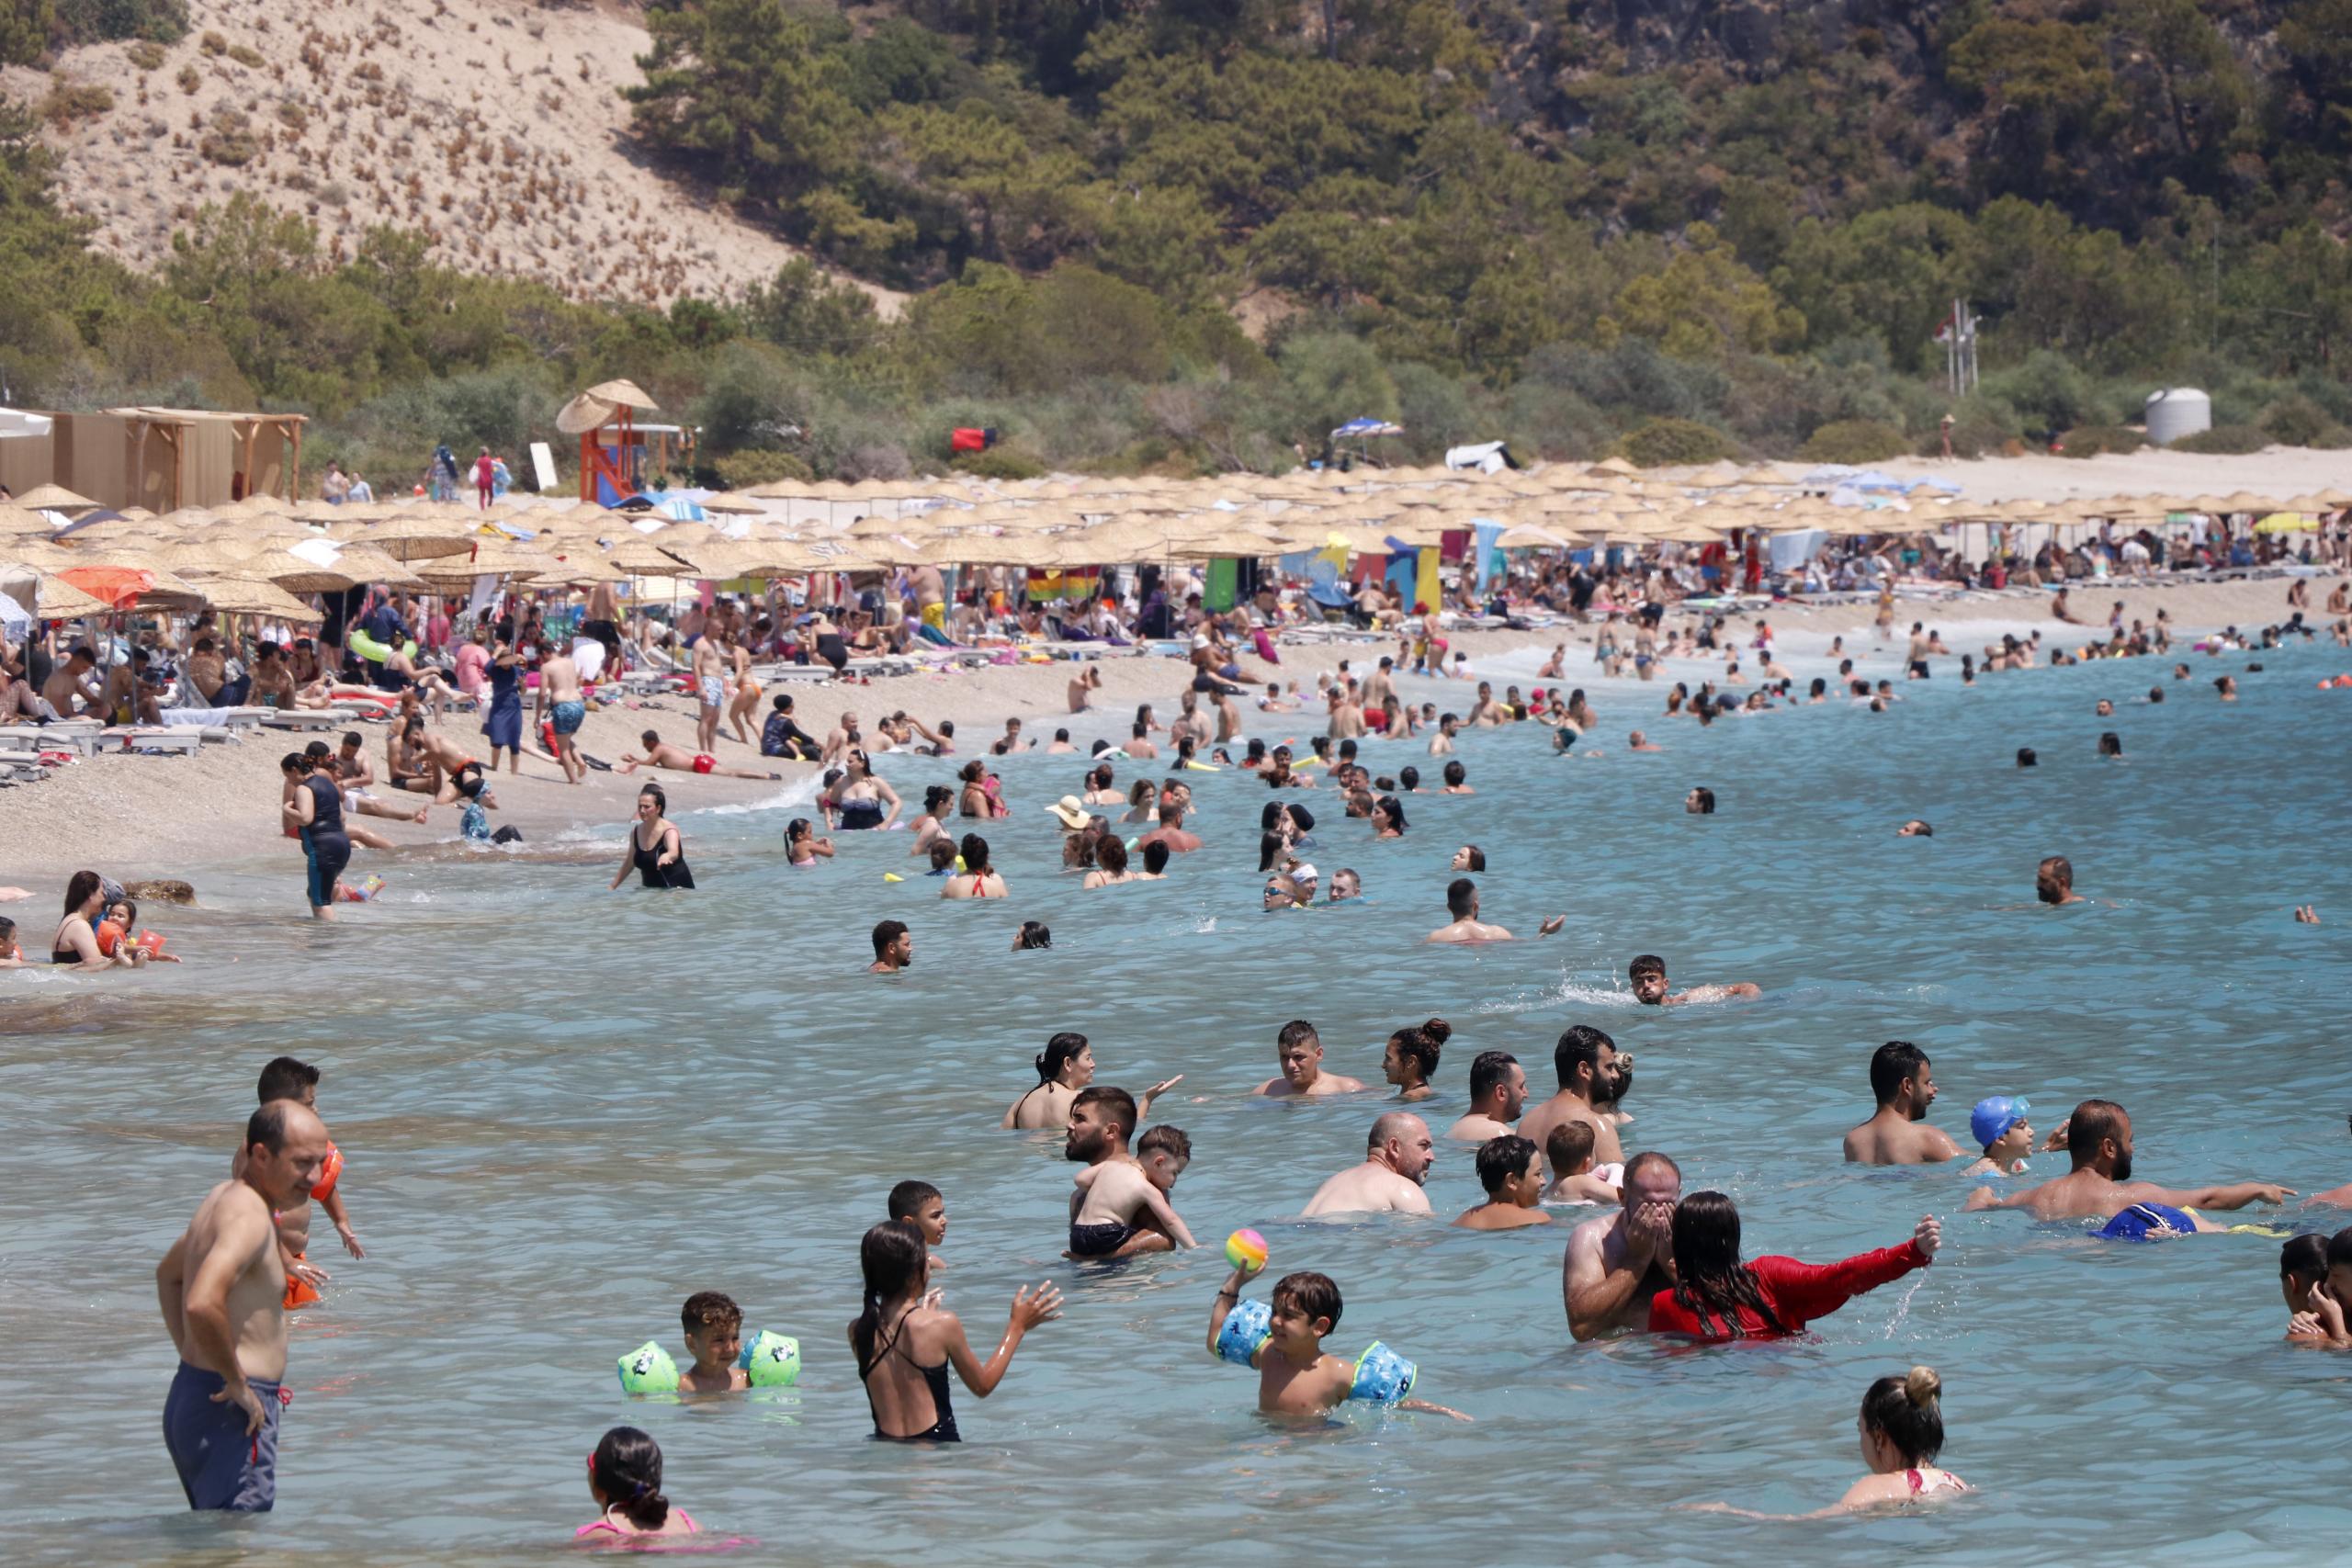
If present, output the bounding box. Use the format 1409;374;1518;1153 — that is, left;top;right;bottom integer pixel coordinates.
107;584;2349;1541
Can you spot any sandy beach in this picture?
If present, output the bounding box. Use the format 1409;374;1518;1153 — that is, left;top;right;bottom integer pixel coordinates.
6;568;2334;893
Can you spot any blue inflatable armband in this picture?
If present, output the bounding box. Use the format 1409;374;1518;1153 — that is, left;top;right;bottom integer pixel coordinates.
617;1340;680;1393
1215;1297;1272;1368
1349;1341;1417;1404
739;1329;801;1388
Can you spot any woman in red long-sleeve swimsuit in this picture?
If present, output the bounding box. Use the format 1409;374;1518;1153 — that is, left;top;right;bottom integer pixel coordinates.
1649;1190;1941;1340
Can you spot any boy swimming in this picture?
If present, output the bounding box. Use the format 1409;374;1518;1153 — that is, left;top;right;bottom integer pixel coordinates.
1959;1097;2034;1179
1540;1123;1622;1206
889;1179;948;1269
675;1291;749;1393
1205;1263;1469;1420
1454;1135;1553;1230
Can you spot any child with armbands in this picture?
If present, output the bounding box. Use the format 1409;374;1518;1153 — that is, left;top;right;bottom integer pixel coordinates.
1207;1259;1471;1420
676;1292;749;1393
98;897;183;963
579;1426;700;1540
232;1056;362;1308
889;1179;949;1269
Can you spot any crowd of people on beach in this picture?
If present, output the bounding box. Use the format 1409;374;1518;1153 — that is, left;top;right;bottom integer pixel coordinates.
106;550;2352;1545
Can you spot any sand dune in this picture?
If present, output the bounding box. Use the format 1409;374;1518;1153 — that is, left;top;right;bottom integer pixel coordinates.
6;0;901;312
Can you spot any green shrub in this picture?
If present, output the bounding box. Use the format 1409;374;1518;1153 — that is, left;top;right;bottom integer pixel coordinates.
127;39;164;70
1619;416;1731;467
710;448;814;489
175;62;197;93
949;446;1046;480
51;0;189;48
2260;393;2336;447
198;107;258;165
2170;424;2270;455
38;77;113;126
225;42;261;68
2055;424;2145;457
1799;418;1907;464
197;28;222;53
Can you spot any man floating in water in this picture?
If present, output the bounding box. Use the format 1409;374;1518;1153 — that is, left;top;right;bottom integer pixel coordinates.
1963;1100;2293;1230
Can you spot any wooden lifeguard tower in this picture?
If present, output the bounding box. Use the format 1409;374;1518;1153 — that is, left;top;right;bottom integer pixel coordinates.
556;379;694;504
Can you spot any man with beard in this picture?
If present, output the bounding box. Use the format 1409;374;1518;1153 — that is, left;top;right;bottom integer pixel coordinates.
1445;1051;1527;1141
1064;1087;1194;1257
1302;1113;1435;1216
868;920;912;975
1564;1150;1682;1340
1628;953;1759;1006
1963;1099;2292;1226
1520;1026;1624;1178
156;1100;333;1509
1842;1041;1962;1165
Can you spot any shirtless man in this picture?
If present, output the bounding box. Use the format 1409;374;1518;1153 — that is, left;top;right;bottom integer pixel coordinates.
1301;1112;1436;1217
1627;953;1759;1005
1446;1050;1527;1142
536;644;586;784
1906;622;1932;680
41;643;102;716
582;579;624;678
1326;683;1365;741
186;637;227;705
1963;1099;2292;1224
246;645;296;710
104;649;165;725
821;710;863;769
1362;658;1396;721
1254;1019;1366;1099
413;728;494;805
1520;1025;1625;1177
1135;800;1202;855
333;731;427;824
990;717;1029;756
1627;730;1663;752
1064;1087;1195;1258
1428;876;1563;943
2037;854;2086;906
692;633;726;754
619;728;780;781
1427;714;1458;755
1465;682;1504;728
156;1100;331;1510
1841;1041;1962;1165
1564;1150;1681;1340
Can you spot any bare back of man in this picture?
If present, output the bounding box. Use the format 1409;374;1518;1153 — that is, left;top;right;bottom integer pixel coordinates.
1521;1092;1623;1175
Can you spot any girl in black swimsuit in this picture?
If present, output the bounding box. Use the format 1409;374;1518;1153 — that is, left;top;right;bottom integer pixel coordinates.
612;784;696;889
849;1222;1061;1444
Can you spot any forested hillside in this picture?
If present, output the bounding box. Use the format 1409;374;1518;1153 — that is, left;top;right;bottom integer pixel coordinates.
5;0;2352;482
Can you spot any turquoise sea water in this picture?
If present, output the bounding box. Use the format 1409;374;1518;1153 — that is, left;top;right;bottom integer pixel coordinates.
5;634;2351;1565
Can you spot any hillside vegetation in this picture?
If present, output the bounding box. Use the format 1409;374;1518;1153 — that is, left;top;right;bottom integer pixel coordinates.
5;0;2352;484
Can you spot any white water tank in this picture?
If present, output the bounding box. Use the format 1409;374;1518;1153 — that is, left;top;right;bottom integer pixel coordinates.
2144;388;2211;446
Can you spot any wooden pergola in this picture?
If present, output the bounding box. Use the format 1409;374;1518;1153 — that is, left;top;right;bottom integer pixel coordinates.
104;407;308;511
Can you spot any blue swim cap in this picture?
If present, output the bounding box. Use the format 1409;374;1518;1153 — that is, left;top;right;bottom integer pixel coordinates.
1970;1096;2030;1151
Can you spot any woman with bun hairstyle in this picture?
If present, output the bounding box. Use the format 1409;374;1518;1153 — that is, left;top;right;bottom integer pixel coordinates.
1002;1032;1181;1130
1649;1190;1939;1341
1381;1018;1450;1101
1692;1368;1968;1517
577;1426;698;1539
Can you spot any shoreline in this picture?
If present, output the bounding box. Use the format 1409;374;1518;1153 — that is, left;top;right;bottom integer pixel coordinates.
2;572;2334;895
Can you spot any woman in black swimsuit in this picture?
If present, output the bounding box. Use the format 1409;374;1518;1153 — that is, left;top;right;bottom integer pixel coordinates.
49;868;141;969
282;759;353;919
611;784;696;889
824;750;901;831
849;1222;1060;1444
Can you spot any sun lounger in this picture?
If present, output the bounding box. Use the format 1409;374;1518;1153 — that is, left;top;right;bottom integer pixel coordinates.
260;709;345;730
102;726;206;756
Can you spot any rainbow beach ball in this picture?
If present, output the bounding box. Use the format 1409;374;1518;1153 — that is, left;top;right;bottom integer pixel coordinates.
1226;1228;1268;1271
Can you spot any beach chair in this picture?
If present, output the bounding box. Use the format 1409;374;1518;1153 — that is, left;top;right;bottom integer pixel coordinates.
260;709;345;731
102;726;206;756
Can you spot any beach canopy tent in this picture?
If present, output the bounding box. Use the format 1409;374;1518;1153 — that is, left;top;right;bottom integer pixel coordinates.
1331;418;1405;440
